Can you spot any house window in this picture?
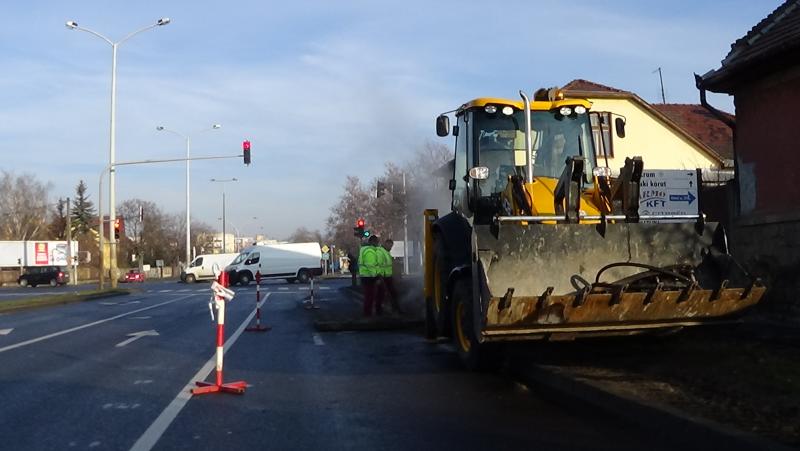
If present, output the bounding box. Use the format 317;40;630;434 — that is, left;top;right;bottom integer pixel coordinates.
591;112;613;158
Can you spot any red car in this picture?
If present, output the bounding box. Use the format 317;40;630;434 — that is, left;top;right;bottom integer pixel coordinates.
124;270;146;283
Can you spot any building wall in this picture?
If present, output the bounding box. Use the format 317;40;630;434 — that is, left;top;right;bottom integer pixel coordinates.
733;66;800;216
588;98;720;172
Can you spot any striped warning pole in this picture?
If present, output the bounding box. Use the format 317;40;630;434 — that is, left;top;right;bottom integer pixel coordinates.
192;270;247;395
246;269;271;332
305;276;320;310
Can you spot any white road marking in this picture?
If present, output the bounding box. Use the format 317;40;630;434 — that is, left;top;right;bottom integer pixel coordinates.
178;289;190;292
320;287;330;290
158;290;172;293
194;289;206;293
312;334;325;346
299;287;309;291
99;302;118;306
129;316;151;320
0;328;13;336
278;287;289;291
115;330;160;348
129;294;266;451
0;294;196;354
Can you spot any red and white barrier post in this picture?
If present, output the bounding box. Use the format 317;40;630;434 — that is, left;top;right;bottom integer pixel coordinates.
246;268;271;332
304;276;320;310
192;270;247;395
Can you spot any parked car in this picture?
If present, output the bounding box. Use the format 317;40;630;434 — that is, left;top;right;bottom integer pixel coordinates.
123;269;146;283
18;266;69;287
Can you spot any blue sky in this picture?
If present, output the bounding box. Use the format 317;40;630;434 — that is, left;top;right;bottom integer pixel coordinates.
0;0;782;239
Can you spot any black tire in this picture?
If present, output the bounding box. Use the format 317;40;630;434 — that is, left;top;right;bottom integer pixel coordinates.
286;278;297;284
297;269;310;284
424;294;437;340
238;272;251;286
19;279;28;287
185;274;196;284
49;279;57;287
450;278;503;371
432;243;451;337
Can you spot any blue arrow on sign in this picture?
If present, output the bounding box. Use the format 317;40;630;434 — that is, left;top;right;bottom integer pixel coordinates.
669;192;696;204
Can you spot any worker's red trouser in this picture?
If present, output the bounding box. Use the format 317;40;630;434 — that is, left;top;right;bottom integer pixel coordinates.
361;277;381;316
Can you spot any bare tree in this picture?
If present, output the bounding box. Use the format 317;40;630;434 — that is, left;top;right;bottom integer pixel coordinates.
48;197;69;240
325;176;371;256
287;227;323;243
0;171;52;240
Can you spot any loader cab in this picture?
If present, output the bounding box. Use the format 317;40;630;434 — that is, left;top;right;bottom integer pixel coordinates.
445;98;598;221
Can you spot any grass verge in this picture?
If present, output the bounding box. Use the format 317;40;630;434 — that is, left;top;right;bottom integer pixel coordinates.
0;289;133;313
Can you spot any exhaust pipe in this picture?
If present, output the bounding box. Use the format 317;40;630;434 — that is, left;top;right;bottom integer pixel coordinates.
519;90;535;183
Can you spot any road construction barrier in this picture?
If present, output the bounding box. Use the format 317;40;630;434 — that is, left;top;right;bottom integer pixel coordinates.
246;268;271;332
192;270;247;395
304;276;320;310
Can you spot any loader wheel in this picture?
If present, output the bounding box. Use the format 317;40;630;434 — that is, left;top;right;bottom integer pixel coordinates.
451;278;503;371
432;246;451;337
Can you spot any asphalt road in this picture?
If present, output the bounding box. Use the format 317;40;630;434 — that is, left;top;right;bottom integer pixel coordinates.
0;278;182;300
0;278;679;451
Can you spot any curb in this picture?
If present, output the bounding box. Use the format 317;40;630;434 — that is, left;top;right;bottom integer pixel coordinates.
515;364;794;451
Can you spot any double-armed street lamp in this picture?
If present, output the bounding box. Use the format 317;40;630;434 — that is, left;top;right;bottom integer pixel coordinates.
210;178;238;253
66;17;170;288
157;124;222;266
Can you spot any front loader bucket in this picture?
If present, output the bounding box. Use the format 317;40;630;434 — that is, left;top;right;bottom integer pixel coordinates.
473;222;765;340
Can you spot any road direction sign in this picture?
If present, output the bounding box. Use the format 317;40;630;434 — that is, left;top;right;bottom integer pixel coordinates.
321;245;330;253
639;170;699;223
321;253;330;261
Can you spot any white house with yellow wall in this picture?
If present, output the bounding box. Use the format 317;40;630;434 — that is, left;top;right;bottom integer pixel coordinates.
563;79;733;174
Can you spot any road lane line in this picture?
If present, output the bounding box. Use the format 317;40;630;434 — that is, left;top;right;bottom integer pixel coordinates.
313;334;325;346
129;293;268;451
0;294;197;354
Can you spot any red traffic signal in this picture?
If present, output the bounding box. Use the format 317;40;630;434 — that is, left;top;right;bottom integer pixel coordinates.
356;218;365;228
113;218;124;239
243;140;251;165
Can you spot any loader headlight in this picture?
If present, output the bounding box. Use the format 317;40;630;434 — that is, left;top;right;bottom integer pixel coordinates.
502;106;514;116
468;166;489;180
484;105;497;114
574;105;587;114
559;106;573;116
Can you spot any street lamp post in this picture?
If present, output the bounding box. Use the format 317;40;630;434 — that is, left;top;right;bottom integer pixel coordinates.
66;18;170;288
217;219;241;252
157;124;221;266
210;178;238;253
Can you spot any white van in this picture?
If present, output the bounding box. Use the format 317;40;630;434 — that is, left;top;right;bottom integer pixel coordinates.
181;253;239;283
225;242;322;285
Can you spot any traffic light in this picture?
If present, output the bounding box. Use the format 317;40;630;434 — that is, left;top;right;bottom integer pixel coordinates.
114;218;121;240
376;181;386;198
243;140;251;165
353;218;365;237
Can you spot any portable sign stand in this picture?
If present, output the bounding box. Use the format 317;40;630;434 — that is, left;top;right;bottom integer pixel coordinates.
192;270;247;395
246;267;271;332
304;277;320;310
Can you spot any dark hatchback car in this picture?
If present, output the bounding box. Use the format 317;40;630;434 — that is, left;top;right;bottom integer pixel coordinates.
18;266;69;287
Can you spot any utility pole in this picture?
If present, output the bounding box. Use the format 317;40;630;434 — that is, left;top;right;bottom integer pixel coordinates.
65;198;76;285
403;172;409;275
654;67;666;104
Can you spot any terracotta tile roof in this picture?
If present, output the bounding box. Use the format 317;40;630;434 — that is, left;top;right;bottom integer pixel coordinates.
702;0;800;90
562;79;628;93
651;104;734;161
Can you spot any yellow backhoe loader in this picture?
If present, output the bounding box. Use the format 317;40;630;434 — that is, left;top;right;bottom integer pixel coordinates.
424;88;765;370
